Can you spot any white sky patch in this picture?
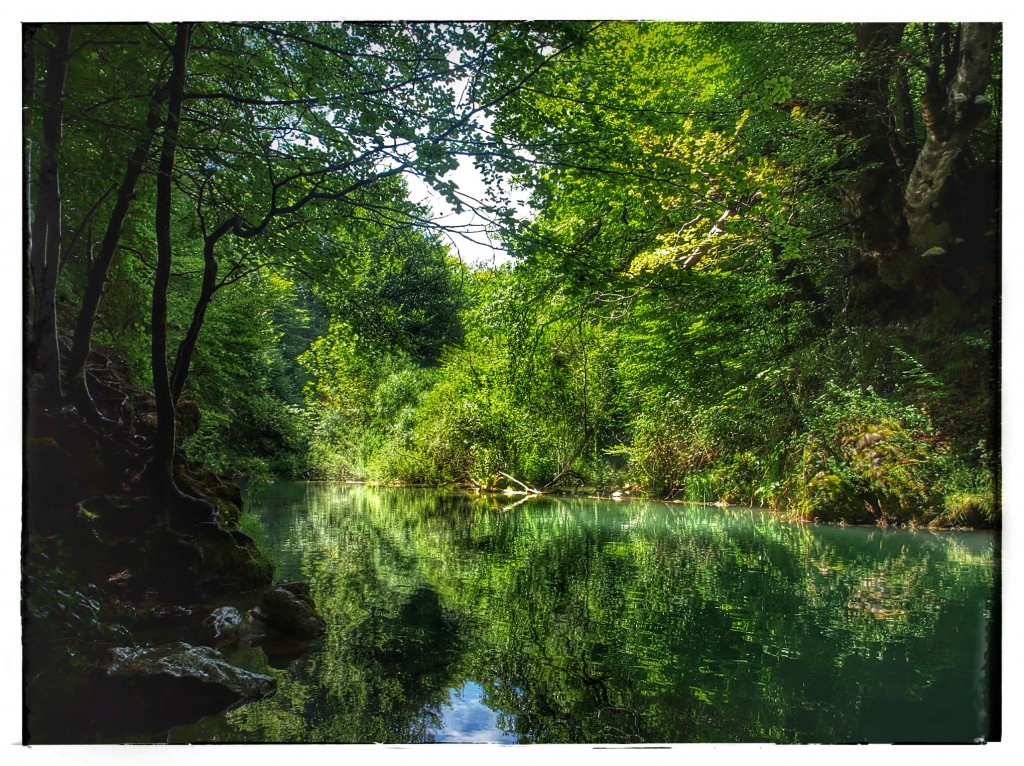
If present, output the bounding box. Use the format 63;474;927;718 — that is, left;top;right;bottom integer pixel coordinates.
431;681;519;743
402;88;536;269
404;161;517;268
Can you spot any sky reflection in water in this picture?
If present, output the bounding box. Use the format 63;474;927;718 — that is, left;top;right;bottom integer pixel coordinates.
433;682;518;743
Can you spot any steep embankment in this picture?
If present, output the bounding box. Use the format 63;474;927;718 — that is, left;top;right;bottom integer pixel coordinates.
22;350;318;743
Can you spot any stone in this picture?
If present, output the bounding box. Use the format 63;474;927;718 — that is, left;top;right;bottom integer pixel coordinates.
193;523;275;597
251;581;326;639
93;642;277;738
205;606;243;640
107;642;276;701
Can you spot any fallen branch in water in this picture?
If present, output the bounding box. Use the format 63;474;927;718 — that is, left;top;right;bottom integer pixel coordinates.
498;470;540;495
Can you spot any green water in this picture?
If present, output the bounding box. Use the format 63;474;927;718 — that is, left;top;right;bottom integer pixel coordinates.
171;482;997;744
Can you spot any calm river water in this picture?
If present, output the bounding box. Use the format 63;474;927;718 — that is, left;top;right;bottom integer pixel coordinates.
170;482;997;744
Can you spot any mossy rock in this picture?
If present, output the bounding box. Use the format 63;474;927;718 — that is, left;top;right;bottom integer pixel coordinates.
137;530;207;599
800;472;872;523
174;459;244;527
252;581;326;639
64;493;270;600
193;524;274;597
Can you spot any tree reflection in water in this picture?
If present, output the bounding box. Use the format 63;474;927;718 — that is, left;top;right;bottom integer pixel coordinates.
170;483;996;744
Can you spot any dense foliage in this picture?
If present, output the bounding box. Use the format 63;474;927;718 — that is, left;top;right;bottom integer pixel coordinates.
25;21;999;526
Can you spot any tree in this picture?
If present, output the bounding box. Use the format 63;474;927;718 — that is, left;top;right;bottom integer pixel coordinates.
837;23;999;294
149;22;194;492
432;21;998;513
24;21;587;492
25;24;71;407
903;24;996;252
24;21;997;520
61;25;171;420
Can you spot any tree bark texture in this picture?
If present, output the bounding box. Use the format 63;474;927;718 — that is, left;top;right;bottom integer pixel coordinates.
24;30;36;348
903;23;996;251
838;23;997;299
150;22;194;490
26;24;71;406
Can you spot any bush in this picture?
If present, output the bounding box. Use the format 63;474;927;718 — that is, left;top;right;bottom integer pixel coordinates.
787;386;950;523
626;402;715;498
801;471;869;522
933;444;997;527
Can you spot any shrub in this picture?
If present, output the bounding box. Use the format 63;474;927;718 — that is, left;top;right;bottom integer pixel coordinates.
625;401;718;498
788;386;950;523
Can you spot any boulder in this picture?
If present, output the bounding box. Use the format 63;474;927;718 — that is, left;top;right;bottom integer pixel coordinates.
107;642;276;697
193;523;275;597
92;642;277;738
249;581;326;640
174;457;245;527
204;606;243;642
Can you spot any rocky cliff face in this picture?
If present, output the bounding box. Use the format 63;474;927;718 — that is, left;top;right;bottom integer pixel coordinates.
23;348;320;743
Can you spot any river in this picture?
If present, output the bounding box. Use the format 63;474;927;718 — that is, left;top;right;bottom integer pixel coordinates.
169;482;996;744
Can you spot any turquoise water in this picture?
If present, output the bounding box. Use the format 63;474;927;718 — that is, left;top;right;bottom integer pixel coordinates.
170;483;997;743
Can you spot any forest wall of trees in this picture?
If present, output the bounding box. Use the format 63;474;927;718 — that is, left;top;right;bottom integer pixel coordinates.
25;21;1000;526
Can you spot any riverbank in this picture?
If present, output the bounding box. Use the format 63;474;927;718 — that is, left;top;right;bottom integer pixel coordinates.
340;478;996;532
23;373;325;743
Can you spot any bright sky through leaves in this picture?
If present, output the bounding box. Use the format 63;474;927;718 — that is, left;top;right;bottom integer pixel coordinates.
403;162;516;267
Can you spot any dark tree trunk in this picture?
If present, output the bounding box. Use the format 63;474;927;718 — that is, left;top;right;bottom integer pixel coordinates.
149;22;194;492
838;23;908;259
66;93;165;420
26;24;71;408
903;23;996;251
24;28;36;369
170;220;234;404
837;22;997;306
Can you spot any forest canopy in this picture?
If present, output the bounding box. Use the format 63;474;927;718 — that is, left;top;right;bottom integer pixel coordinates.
24;20;1000;527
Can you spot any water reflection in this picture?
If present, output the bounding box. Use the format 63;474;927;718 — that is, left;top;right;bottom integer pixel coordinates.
434;682;518;743
170;484;995;744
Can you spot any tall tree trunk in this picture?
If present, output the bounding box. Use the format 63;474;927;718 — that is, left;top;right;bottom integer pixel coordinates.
839;23;907;258
26;24;71;408
66;93;165;419
150;22;194;492
903;23;996;252
24;28;36;373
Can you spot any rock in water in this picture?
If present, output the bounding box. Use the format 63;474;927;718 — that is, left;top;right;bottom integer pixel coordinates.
103;642;276;734
73;642;278;740
252;581;326;639
205;606;242;639
108;642;276;696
